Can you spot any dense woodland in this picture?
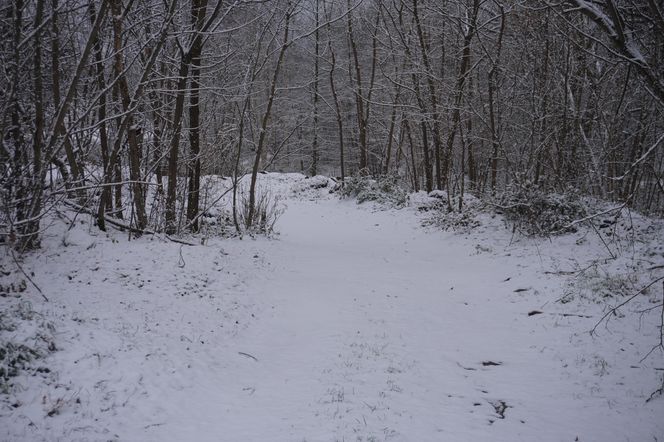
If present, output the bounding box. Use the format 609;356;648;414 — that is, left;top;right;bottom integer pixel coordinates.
1;0;663;249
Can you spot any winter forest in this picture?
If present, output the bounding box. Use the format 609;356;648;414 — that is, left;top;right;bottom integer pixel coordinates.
1;0;664;440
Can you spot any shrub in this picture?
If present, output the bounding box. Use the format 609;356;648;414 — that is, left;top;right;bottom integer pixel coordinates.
416;190;485;232
0;300;56;394
496;181;587;235
291;175;337;199
341;174;408;207
237;186;285;235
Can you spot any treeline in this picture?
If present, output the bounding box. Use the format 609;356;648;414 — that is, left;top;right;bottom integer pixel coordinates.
1;0;663;249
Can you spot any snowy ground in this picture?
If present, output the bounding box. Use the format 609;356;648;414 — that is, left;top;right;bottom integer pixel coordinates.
2;174;663;441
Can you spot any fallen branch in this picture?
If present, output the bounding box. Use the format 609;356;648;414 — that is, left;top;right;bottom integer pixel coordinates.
63;200;155;235
63;200;196;246
165;235;197;247
528;310;592;318
238;351;258;361
646;375;663;403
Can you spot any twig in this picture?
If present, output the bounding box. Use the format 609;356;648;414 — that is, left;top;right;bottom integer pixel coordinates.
591;276;664;336
488;201;530;210
9;249;49;302
554;202;628;235
552;312;593;318
640;281;664;363
180;186;235;233
238;351;258;361
589;221;616;260
64;200;195;247
177;245;185;269
646;375;664;403
611;132;664;182
165;235;196;247
63;200;155;235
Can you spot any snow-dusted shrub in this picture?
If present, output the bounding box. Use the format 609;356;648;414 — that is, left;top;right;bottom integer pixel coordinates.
290;175;337;199
198;210;236;237
496;181;587;235
416;190;485;232
341;174;408;207
577;268;639;302
0;300;56;393
237;187;285;235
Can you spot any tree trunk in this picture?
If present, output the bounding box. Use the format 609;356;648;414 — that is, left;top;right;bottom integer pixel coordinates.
488;5;505;193
346;0;368;171
328;40;345;183
110;0;147;231
445;0;480;193
310;0;320;176
21;0;45;250
413;0;444;189
186;0;209;232
51;0;81;194
247;5;291;228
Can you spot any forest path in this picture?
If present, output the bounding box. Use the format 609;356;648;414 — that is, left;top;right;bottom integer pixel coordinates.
144;197;653;441
6;190;662;442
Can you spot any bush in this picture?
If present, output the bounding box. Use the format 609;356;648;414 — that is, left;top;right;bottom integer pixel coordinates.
237;186;285;235
198;209;236;237
416;190;485;232
0;300;56;394
497;181;587;235
290;175;337;199
340;174;408;207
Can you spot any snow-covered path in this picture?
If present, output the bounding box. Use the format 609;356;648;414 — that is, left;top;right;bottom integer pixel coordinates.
142;198;663;441
3;189;663;441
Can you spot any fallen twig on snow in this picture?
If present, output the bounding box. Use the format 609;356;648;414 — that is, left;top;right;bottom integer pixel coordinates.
528;310;592;318
646;375;663;403
238;352;258;361
63;200;197;246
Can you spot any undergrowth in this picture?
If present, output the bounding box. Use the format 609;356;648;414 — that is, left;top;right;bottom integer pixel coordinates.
0;296;56;395
340;174;408;208
495;181;587;236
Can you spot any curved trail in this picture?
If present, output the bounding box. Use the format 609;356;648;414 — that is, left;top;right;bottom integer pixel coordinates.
5;192;662;442
145;198;658;441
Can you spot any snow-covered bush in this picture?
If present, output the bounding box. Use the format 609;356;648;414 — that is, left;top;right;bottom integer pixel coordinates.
496;181;587;235
0;299;56;394
198;209;236;237
237;187;285;235
341;174;408;207
290;175;337;199
416;190;485;232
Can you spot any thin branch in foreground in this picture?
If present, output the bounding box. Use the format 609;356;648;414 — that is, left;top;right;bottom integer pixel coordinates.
591;276;664;337
640;281;664;363
9;248;49;302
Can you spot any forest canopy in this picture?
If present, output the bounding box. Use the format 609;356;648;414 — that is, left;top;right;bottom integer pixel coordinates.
1;0;663;249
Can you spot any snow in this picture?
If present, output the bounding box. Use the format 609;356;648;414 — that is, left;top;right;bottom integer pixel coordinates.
2;173;663;441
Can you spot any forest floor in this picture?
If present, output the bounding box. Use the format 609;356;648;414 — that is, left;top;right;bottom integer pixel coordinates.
1;173;664;441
